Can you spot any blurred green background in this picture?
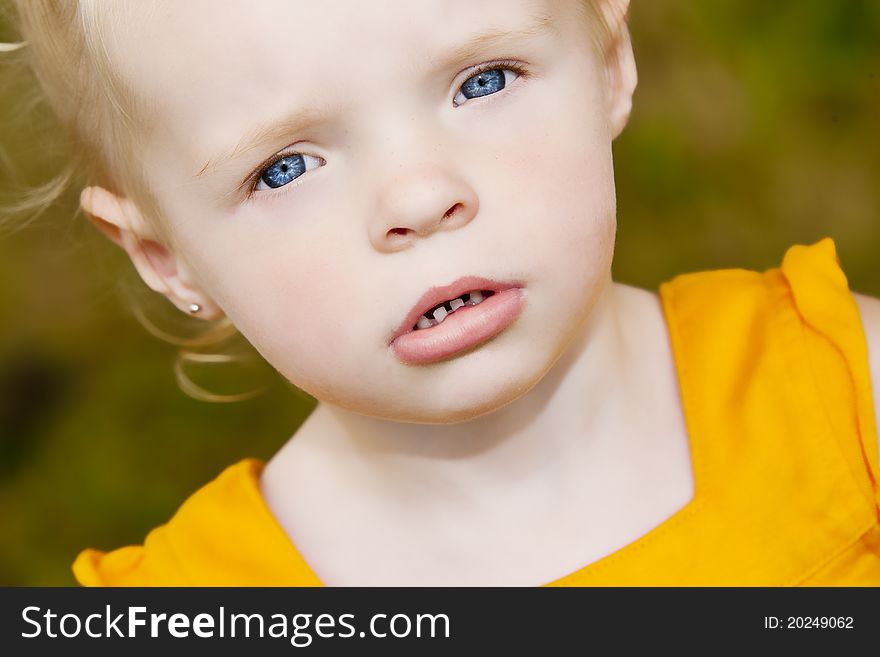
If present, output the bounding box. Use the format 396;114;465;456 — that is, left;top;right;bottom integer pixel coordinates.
1;2;878;585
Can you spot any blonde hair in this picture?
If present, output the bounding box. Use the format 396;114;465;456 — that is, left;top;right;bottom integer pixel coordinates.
0;0;626;402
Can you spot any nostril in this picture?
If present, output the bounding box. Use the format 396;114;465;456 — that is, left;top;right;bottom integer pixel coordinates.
388;203;464;239
443;203;462;220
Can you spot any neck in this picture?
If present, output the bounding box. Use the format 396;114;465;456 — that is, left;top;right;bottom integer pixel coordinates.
302;279;645;509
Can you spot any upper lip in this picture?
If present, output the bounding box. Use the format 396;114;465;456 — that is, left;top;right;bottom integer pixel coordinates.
388;275;523;344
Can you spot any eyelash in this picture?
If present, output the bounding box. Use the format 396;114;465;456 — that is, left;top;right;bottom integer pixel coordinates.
244;59;530;200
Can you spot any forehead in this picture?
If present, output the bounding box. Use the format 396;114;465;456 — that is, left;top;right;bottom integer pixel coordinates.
106;0;563;103
107;0;559;72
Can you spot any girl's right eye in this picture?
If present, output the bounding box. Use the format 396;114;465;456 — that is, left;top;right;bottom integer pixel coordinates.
253;152;324;193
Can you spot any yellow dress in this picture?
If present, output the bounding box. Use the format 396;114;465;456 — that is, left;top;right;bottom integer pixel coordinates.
72;238;880;586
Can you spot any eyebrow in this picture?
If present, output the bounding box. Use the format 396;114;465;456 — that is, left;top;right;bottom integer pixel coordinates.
195;11;555;181
438;11;554;72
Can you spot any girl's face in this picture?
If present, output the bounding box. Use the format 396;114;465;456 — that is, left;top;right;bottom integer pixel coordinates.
108;0;619;422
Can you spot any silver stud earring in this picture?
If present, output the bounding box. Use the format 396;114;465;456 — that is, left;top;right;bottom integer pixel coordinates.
188;303;201;315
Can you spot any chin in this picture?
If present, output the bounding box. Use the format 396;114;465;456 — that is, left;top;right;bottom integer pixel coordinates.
371;347;553;424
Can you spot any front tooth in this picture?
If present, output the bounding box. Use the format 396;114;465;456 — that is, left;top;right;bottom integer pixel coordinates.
469;290;484;305
450;298;465;312
433;306;448;323
417;316;433;330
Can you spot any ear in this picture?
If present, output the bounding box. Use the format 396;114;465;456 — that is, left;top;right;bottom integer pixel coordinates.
601;2;638;139
80;185;224;320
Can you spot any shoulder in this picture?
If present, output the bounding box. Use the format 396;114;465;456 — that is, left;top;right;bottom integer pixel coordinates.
73;542;169;587
655;238;880;477
72;458;322;586
853;292;880;469
72;458;297;586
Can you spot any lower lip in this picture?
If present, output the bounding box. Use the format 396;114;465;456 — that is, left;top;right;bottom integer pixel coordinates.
390;287;526;365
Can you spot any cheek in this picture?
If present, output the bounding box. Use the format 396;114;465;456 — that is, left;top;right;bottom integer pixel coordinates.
235;239;362;378
489;80;616;278
179;213;359;392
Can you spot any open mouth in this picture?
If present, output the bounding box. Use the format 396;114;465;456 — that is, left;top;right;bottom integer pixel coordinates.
388;276;526;365
389;276;519;345
413;289;496;330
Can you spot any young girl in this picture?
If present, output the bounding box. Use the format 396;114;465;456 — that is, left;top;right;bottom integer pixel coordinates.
4;0;879;586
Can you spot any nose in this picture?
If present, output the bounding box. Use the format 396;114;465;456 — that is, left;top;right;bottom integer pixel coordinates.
369;162;479;252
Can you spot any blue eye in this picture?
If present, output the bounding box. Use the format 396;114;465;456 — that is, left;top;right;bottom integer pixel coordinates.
453;62;526;107
248;61;526;198
253;153;324;192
